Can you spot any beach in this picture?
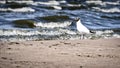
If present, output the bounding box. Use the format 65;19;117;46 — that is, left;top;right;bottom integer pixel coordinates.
0;38;120;68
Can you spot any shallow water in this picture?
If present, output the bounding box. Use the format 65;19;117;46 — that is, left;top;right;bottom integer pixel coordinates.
0;1;120;41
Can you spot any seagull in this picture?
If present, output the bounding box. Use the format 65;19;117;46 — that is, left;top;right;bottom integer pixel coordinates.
72;17;91;39
75;17;90;34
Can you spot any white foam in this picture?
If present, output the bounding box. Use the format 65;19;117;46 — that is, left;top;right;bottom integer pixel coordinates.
59;29;76;35
35;1;62;10
11;7;35;12
113;34;120;38
0;29;64;36
0;1;5;4
52;6;62;10
5;17;29;21
105;1;120;5
36;1;60;6
95;30;114;35
0;7;35;12
58;0;66;3
86;1;105;6
14;1;34;4
0;30;39;36
86;1;120;6
93;7;120;13
0;1;33;4
35;21;71;28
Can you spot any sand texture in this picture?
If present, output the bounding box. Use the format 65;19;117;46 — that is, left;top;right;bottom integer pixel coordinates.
0;38;120;68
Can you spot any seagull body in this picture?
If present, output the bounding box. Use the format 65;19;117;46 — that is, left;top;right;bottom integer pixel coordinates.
76;18;90;34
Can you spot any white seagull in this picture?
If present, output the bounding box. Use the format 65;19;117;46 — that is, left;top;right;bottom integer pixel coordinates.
73;18;91;39
75;18;90;34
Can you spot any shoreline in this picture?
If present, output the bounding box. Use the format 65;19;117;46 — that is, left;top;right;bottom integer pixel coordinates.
0;38;120;68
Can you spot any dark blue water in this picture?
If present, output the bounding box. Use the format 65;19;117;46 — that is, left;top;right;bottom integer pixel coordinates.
0;0;120;41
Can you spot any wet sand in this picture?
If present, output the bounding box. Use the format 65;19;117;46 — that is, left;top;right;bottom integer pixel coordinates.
0;38;120;68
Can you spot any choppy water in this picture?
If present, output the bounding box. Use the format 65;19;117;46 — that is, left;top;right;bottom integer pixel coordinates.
0;0;120;41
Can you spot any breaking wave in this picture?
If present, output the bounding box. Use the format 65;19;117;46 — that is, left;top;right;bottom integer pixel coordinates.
0;7;35;12
92;7;120;13
0;29;120;41
86;1;120;6
35;21;71;28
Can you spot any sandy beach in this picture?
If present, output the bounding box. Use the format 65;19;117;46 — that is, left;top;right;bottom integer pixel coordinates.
0;38;120;68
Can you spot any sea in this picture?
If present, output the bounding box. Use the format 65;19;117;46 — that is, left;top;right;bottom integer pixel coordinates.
0;0;120;41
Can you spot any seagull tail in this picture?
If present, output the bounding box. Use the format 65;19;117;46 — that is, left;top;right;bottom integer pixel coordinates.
90;30;96;34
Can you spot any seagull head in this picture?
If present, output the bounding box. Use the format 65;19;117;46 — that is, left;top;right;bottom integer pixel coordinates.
74;17;80;22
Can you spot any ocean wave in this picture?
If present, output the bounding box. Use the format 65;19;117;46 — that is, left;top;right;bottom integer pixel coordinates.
86;1;104;6
52;6;62;10
36;1;60;6
0;1;33;3
34;1;62;10
0;26;120;41
95;30;114;35
0;1;5;4
86;1;120;6
0;7;35;12
59;29;76;35
35;21;71;28
0;29;62;36
92;7;120;13
12;1;34;4
0;30;37;36
0;29;120;41
101;15;120;20
105;1;120;5
0;25;16;29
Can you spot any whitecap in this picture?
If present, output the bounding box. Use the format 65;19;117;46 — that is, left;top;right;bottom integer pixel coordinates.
86;1;105;6
105;1;120;5
35;21;71;28
34;1;62;10
36;1;60;6
13;1;34;4
52;6;62;10
113;34;120;38
95;30;114;35
92;7;120;13
0;29;63;36
59;29;76;35
0;7;35;12
0;1;5;4
0;30;38;36
86;1;120;6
